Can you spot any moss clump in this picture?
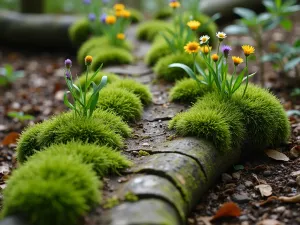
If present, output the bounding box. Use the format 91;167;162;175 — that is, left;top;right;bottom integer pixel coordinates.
91;47;134;70
103;196;120;209
75;71;120;91
136;20;171;42
138;150;150;156
129;8;144;23
17;111;126;162
145;40;171;66
154;53;206;82
169;78;211;103
109;79;152;105
69;19;91;46
154;8;173;20
97;88;143;122
29;141;132;177
77;36;132;65
124;192;139;202
2;154;100;225
170;92;245;152
232;84;290;151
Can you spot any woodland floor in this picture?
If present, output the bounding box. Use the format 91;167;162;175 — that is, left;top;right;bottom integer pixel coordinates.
0;17;300;225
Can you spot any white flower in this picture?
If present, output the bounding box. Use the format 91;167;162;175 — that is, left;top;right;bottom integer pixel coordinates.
199;35;210;45
216;32;227;40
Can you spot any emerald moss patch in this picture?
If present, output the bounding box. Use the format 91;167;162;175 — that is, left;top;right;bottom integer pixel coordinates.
145;40;171;66
69;19;91;47
136;20;171;42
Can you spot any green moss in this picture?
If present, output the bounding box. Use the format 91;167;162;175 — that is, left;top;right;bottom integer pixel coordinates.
232;84;290;151
154;53;206;82
69;19;91;47
109;79;152;105
103;196;120;209
29;141;132;177
138;150;150;156
124;192;139;202
145;40;171;66
129;8;144;23
2;154;100;225
97;88;143;122
136;20;171;42
75;71;120;91
169;78;210;103
77;36;132;65
91;47;134;70
154;8;173;20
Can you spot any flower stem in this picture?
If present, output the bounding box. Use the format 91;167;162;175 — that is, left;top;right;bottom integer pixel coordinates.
242;57;249;97
84;65;89;117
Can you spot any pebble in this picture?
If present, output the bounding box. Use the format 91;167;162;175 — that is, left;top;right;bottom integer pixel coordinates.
236;184;246;191
222;173;233;183
263;170;272;177
273;206;286;213
232;172;241;180
296;176;300;187
231;192;251;203
287;179;296;186
245;181;253;187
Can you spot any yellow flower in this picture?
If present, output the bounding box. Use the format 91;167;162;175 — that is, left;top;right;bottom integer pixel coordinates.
184;42;200;54
105;15;116;25
211;54;219;62
216;32;227;41
199;35;210;45
114;4;125;11
169;1;180;8
242;45;255;56
121;10;131;18
187;20;201;31
85;55;93;66
232;56;243;66
117;33;125;40
200;45;212;55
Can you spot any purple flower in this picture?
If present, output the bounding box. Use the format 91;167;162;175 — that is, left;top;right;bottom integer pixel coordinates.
88;13;96;22
65;71;71;80
64;59;72;69
100;13;107;23
83;0;91;5
221;45;232;58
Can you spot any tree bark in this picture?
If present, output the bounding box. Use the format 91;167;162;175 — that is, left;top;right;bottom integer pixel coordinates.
21;0;44;14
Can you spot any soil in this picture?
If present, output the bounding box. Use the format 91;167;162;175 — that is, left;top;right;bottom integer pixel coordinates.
0;15;300;225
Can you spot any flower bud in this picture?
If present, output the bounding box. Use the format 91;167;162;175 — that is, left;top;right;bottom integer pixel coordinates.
85;55;93;66
212;54;219;62
64;59;72;69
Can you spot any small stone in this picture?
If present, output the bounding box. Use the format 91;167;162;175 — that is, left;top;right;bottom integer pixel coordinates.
231;193;251;203
273;206;286;213
232;172;241;180
296;176;300;187
287;179;296;186
282;210;292;218
141;143;150;147
225;183;236;189
263;170;272;177
239;215;249;221
245;181;253;187
209;193;218;201
222;173;233;183
236;184;246;191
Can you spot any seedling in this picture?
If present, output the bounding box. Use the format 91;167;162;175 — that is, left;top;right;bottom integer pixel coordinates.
7;111;35;122
0;64;24;87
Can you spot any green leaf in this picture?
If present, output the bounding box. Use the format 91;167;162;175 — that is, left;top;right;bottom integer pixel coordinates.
232;68;246;92
233;164;244;170
223;25;249;35
257;13;272;23
234;7;256;19
169;63;199;81
89;92;99;117
63;92;75;110
286;110;300;117
294;39;300;48
280;18;293;31
282;5;300;13
284;57;300;71
242;72;256;82
195;63;205;77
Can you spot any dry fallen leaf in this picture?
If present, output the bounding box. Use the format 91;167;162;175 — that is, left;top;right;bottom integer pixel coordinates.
264;149;289;161
257;219;284;225
290;145;300;158
278;194;300;203
211;202;241;221
255;184;273;197
1;132;20;146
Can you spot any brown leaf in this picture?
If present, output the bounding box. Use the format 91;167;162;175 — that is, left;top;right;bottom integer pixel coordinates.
1;132;20;146
278;194;300;203
259;196;278;206
257;219;284;225
211;202;241;221
255;184;273;197
264;149;289;161
290;145;300;158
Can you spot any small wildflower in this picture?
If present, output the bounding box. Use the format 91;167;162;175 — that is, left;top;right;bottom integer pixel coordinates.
100;13;107;23
85;55;93;66
232;56;243;66
114;3;125;11
121;10;131;18
64;59;72;69
184;42;200;54
199;35;210;45
117;33;125;40
216;32;227;41
221;45;232;58
83;0;91;5
187;20;201;31
200;46;211;55
88;13;96;22
211;54;219;62
169;0;180;8
65;71;71;80
105;15;116;25
242;45;255;57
